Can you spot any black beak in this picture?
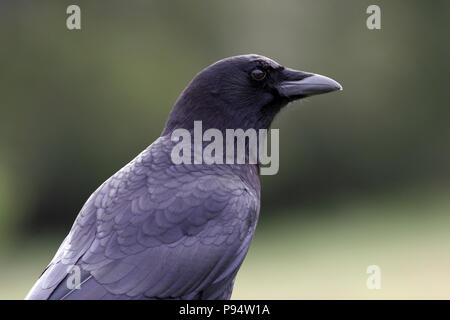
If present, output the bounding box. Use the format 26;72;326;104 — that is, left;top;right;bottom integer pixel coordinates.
277;68;342;100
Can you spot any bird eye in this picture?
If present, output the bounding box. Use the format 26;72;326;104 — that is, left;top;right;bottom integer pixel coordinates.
251;69;266;81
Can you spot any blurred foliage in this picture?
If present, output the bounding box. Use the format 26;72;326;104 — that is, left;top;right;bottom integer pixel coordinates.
235;188;450;299
0;0;449;298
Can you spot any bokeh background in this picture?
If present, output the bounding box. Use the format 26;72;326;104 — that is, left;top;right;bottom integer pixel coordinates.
1;0;449;299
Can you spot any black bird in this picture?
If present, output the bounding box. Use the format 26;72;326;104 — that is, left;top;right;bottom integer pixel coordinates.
26;54;342;299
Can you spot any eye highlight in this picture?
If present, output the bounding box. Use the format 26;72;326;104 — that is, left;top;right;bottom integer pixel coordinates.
251;68;266;81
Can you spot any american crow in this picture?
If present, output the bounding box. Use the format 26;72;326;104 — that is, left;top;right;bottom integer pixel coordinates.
25;54;341;299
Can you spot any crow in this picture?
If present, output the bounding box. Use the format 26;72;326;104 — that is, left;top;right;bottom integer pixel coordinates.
25;54;342;300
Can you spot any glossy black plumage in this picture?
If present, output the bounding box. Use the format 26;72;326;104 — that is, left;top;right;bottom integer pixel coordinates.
26;55;341;299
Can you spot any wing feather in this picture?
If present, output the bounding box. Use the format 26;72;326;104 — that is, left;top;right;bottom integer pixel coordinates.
26;136;259;300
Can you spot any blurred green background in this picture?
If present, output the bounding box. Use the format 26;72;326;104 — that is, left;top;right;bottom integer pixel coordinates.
0;0;449;299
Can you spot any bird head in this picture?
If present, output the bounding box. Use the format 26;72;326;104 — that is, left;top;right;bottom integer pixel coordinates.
163;54;342;134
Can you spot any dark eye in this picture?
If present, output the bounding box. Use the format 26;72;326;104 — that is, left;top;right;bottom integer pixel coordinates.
251;68;266;81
